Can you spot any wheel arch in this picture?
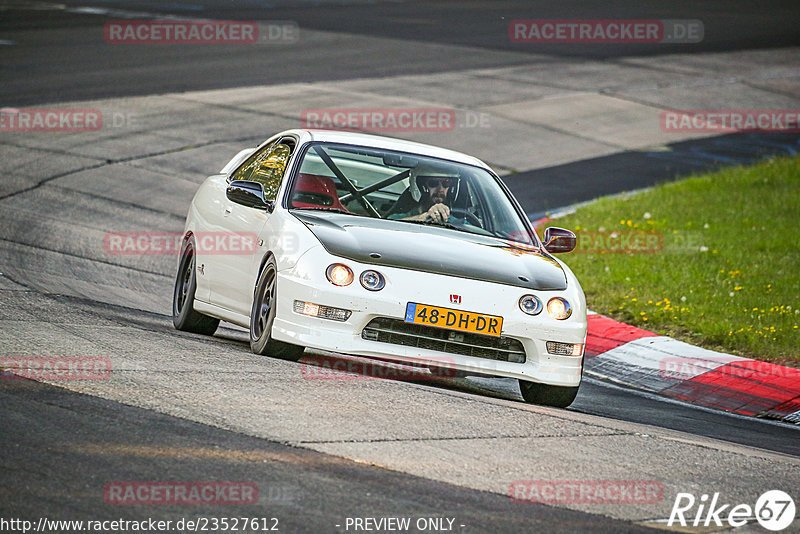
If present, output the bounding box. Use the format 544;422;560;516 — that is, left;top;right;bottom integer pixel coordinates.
181;230;194;247
255;251;277;293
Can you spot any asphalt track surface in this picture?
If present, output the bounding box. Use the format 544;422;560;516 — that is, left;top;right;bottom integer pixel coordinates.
2;1;800;533
1;378;652;533
1;0;800;105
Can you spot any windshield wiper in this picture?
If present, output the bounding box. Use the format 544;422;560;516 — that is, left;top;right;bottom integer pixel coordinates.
399;219;473;234
291;207;355;215
489;231;540;250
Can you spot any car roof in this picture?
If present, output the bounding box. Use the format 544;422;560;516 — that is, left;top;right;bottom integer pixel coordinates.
277;129;492;172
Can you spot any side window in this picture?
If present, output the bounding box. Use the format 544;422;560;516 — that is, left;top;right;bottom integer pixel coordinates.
229;142;293;201
229;145;266;183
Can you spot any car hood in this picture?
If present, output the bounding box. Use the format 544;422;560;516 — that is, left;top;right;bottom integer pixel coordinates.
292;211;567;291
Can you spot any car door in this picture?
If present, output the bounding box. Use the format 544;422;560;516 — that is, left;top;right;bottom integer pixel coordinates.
206;139;294;317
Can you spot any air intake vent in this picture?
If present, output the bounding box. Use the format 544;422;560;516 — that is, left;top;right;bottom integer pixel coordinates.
362;317;526;363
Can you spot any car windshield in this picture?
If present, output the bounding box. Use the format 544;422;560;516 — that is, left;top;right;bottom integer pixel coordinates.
288;142;537;246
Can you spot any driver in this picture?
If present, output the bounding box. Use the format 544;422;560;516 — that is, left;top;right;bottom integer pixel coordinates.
388;166;460;223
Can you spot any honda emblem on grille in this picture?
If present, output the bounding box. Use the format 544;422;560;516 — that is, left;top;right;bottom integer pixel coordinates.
450;294;461;304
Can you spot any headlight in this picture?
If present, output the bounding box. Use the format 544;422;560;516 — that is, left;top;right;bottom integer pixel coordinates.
518;295;543;315
547;297;572;320
360;270;385;291
326;264;354;286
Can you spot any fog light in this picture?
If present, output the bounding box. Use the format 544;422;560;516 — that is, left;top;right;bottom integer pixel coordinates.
519;295;543;315
360;270;385;291
326;264;354;286
547;297;572;320
546;341;583;356
293;300;352;322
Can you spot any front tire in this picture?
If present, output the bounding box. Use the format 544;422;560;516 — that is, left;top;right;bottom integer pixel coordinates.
519;380;579;408
173;238;219;335
250;257;304;360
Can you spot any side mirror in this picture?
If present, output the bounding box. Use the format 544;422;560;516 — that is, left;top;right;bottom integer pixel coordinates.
543;227;576;253
226;180;274;212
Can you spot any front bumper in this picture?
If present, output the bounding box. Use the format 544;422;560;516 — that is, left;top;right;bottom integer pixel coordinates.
271;246;586;387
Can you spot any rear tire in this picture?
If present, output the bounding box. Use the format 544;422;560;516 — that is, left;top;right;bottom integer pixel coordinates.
250;257;304;361
519;380;579;408
173;238;220;335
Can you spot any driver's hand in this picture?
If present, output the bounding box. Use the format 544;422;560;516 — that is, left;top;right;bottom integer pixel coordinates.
426;203;450;223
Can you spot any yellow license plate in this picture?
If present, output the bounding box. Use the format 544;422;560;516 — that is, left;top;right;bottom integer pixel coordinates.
404;302;503;337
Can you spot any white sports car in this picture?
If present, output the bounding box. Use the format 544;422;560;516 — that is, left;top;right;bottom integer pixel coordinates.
173;129;586;407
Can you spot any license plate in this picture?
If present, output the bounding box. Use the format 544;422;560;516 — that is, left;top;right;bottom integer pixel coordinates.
404;302;503;337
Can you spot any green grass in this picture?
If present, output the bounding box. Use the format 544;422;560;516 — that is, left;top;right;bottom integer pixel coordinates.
552;155;800;363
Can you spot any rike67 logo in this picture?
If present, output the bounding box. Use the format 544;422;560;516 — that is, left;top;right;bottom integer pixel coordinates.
669;490;795;531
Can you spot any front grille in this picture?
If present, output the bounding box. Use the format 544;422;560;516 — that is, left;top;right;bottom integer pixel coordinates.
362;317;526;363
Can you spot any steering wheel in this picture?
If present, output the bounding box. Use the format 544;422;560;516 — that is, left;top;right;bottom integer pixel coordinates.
449;208;482;227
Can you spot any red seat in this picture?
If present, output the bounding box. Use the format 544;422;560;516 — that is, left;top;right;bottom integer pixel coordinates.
290;173;347;211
